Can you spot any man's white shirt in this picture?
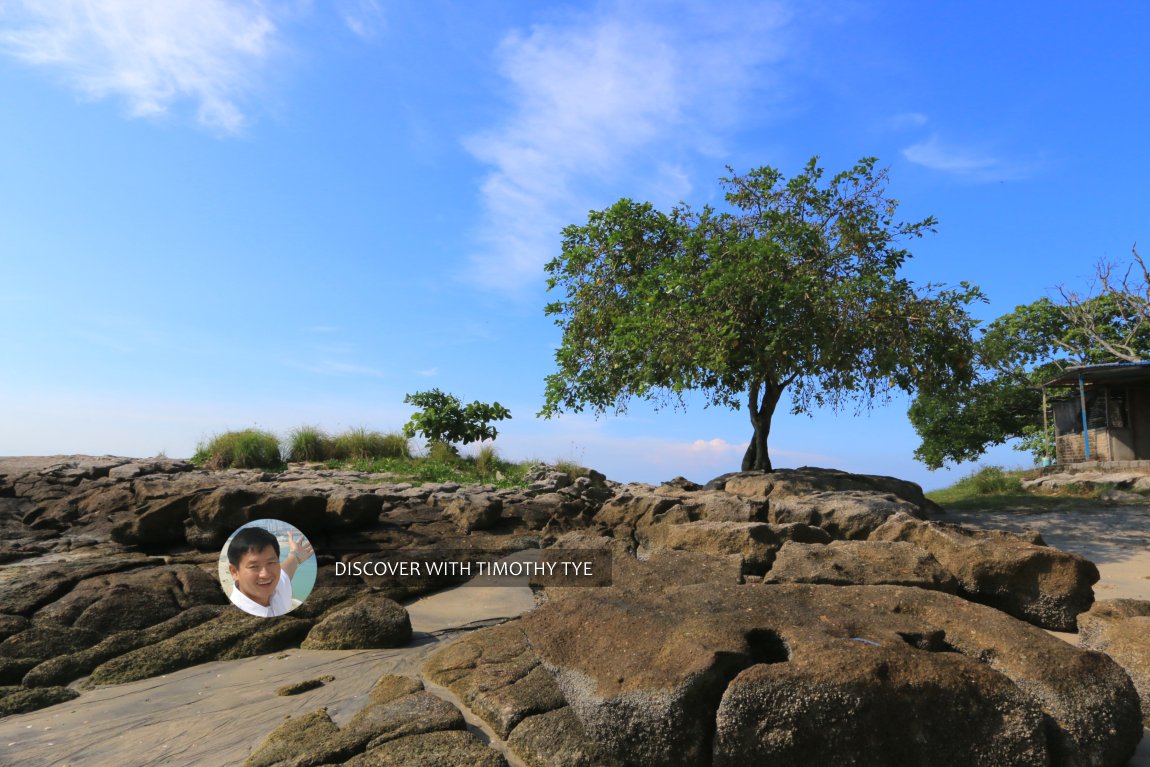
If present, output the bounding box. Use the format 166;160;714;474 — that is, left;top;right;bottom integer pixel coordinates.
230;569;294;617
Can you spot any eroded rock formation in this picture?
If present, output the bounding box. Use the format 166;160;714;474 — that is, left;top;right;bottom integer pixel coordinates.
0;455;1143;765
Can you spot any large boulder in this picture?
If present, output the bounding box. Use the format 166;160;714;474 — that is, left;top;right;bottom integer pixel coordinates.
301;595;411;650
764;540;960;593
111;495;195;545
668;491;769;523
870;513;1099;631
1078;599;1150;726
442;493;504;532
506;557;1141;767
640;521;830;575
187;488;329;549
326;492;387;528
768;491;925;540
423;622;568;738
593;490;681;538
713;467;936;513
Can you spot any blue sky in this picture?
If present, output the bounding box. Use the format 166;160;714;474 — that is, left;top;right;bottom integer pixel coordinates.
1;1;1146;490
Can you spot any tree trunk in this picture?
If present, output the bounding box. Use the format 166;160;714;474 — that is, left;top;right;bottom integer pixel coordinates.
740;379;783;472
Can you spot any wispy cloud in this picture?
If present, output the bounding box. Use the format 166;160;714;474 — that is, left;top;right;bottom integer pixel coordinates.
0;0;280;133
337;0;385;40
465;1;791;293
902;134;1034;181
886;111;928;130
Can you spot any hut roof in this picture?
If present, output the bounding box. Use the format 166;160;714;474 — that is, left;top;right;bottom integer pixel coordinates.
1042;361;1150;388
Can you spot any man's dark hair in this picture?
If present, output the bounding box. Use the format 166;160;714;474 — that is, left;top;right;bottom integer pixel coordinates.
227;526;280;567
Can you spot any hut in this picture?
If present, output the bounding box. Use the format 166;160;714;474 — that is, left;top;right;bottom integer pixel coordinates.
1042;361;1150;466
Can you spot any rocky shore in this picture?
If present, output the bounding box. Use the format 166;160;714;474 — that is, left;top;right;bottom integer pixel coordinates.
0;455;1146;765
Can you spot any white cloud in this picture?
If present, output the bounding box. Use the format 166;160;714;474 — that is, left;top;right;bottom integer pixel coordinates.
465;1;790;292
684;437;746;457
0;0;280;133
337;0;385;39
902;134;1034;181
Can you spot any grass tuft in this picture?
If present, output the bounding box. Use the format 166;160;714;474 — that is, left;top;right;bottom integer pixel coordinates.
553;458;589;479
958;465;1024;495
426;440;459;464
193;429;284;470
329;428;410;461
196;424;534;488
287;425;330;463
474;444;499;479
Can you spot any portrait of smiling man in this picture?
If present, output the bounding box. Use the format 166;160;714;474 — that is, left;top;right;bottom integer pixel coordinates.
225;524;315;617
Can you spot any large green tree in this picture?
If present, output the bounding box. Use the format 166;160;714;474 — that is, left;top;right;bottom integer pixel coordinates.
909;250;1150;468
540;157;983;471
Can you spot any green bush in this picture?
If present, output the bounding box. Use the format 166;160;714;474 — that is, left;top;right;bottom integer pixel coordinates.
287;425;331;462
330;428;410;461
194;429;284;470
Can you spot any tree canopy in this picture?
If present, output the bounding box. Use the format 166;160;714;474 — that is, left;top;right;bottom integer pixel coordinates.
909;248;1150;469
541;157;983;471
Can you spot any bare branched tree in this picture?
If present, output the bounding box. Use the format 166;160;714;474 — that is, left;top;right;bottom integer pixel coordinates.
1055;246;1150;363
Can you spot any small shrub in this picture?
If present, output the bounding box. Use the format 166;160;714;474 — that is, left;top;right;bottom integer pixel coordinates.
287;425;331;462
403;389;511;449
194;429;284;470
330;428;410;461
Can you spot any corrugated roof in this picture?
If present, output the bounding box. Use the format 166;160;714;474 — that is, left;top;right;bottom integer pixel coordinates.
1042;360;1150;387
